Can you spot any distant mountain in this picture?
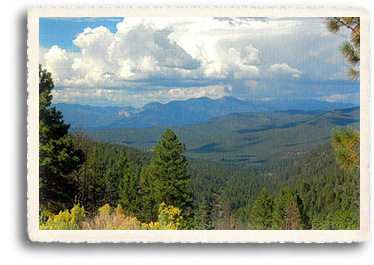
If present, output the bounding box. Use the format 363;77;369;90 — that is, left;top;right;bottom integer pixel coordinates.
259;98;357;111
91;107;360;164
52;103;134;129
106;96;265;129
54;97;357;130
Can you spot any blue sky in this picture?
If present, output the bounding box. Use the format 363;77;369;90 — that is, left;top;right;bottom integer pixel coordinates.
39;17;359;107
40;18;122;52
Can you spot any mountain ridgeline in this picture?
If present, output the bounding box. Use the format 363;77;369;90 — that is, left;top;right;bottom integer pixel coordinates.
90;107;359;166
54;96;357;129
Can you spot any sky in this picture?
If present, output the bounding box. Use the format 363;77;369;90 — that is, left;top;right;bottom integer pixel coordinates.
39;17;360;108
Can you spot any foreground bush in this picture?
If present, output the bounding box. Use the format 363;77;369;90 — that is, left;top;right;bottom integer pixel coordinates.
39;204;86;230
39;203;183;230
82;204;141;230
141;202;183;230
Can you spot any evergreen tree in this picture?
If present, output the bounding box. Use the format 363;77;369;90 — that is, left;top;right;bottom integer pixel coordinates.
116;150;139;215
139;165;157;222
285;198;303;230
140;129;193;222
272;189;309;230
250;187;273;230
39;65;84;212
69;127;94;207
331;127;360;171
192;198;213;230
323;17;360;80
332;204;359;230
85;147;107;215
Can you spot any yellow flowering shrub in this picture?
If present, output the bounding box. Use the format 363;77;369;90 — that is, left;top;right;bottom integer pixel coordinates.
98;203;112;216
141;203;183;230
39;204;86;230
141;221;161;230
39;203;183;230
82;204;141;230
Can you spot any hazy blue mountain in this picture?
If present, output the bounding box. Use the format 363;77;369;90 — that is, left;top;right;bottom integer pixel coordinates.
260;98;357;111
54;97;357;130
91;107;360;165
53;103;135;129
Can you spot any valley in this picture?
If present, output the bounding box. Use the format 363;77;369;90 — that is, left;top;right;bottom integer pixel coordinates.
89;107;359;166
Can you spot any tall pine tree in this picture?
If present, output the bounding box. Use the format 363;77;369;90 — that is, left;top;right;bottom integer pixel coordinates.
84;146;107;215
39;65;84;212
116;150;139;215
272;189;309;230
140;129;193;222
323;17;360;80
331;127;360;171
250;187;273;230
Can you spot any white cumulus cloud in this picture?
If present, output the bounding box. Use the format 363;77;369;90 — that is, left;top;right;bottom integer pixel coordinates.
39;17;355;106
52;84;231;107
268;63;304;78
40;17;266;89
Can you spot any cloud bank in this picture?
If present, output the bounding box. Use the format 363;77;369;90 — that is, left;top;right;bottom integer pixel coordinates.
39;17;359;107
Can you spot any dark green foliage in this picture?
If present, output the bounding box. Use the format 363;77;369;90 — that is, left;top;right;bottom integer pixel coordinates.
140;129;193;222
39;65;53;110
272;143;338;186
40;124;360;229
272;189;309;230
278;144;359;230
188;160;234;204
69;129;94;209
39;65;84;212
192;198;214;230
65;129;153;217
81;141;152;216
116;150;139;215
188;159;269;229
84;146;107;214
331;203;359;230
232;143;359;230
331;127;360;171
138;165;157;222
296;168;359;230
250;188;273;230
41;119;360;230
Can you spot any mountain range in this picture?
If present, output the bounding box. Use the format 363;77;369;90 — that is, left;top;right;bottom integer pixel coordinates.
54;96;357;130
90;107;360;165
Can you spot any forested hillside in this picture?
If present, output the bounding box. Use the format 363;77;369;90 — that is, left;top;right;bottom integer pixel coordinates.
233;144;359;229
90;107;359;164
39;132;359;230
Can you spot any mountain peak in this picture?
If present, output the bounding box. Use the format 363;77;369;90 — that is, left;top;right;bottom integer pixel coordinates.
218;96;244;103
143;101;162;109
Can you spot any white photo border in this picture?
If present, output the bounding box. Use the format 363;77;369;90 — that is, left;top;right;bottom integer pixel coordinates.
27;7;370;243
